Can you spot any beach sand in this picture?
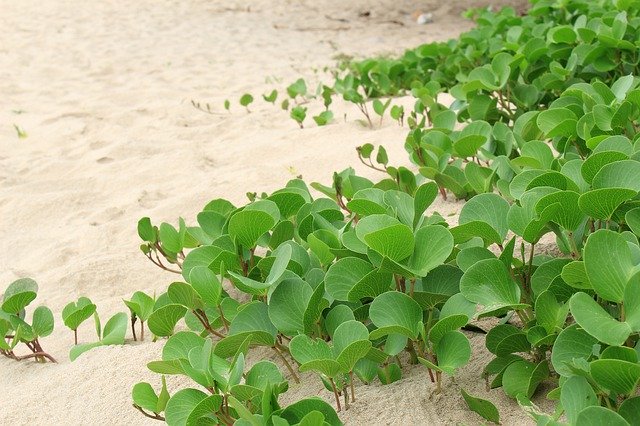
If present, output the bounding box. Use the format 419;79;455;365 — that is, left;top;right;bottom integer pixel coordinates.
1;0;536;424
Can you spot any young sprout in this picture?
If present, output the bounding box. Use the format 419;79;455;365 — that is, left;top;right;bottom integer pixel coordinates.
262;89;278;104
313;110;333;126
290;106;307;129
372;99;392;127
62;297;97;345
286;78;308;102
281;98;290;111
389;105;404;126
239;94;254;112
123;291;155;341
224;99;230;112
13;124;27;139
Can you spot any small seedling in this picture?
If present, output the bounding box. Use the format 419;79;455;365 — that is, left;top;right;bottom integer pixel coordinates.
62;297;97;344
262;89;278;104
123;291;155;341
1;278;56;363
239;94;254;112
372;99;392;127
290;106;307;129
389;104;404;126
224;99;230;112
313;110;333;126
69;311;128;361
13;124;27;139
287;78;308;101
281;98;290;111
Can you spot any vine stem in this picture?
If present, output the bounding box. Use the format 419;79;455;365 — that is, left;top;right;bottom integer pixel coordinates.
349;371;356;402
273;344;300;383
193;310;226;339
329;377;342;412
133;405;165;421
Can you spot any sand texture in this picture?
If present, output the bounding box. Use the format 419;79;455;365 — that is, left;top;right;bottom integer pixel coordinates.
1;0;537;424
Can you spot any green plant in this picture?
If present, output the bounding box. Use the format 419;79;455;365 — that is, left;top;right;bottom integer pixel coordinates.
312;110;333;126
290;106;307;129
1;278;56;363
62;297;97;344
124;291;155;341
70;311;127;361
263;89;278;104
240;94;254;112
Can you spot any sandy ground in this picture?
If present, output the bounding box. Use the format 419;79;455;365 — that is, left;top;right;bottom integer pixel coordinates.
0;0;538;424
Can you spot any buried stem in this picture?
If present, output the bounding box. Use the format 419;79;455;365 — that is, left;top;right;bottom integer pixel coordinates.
272;344;300;383
329;377;342;412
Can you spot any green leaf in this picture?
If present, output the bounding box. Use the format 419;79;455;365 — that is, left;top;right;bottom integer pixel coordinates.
187;267;221;307
421;331;471;375
132;382;159;413
560;376;598;425
278;398;342;426
165;388;208;426
380;225;454;278
289;334;340;377
159;223;182;254
228;200;279;249
70;312;128;361
502;360;549;399
268;277;312;335
240;94;254;107
2;278;38;314
551;324;598;377
619;397;640;425
537;108;577;138
62;297;97;331
575;406;630;426
32;306;54;338
460;258;524;315
332;320;371;372
148;304;187;337
458;193;510;242
590;358;640;395
584;230;637;303
137;217;156;243
461;388;500;424
369;291;423;340
570;292;631;346
356;215;414;262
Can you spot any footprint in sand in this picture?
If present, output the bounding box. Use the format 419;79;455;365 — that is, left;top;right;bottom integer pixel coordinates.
137;189;166;209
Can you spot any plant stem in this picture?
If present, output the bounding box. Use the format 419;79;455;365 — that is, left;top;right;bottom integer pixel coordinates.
273;344;300;383
343;383;349;410
218;305;230;333
141;321;145;341
131;316;137;342
349;371;356;402
74;329;78;345
133;405;165;421
329;377;342;412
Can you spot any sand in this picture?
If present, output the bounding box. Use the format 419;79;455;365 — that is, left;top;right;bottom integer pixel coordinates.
0;0;537;424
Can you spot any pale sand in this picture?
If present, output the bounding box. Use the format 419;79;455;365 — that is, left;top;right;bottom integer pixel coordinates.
0;0;537;424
